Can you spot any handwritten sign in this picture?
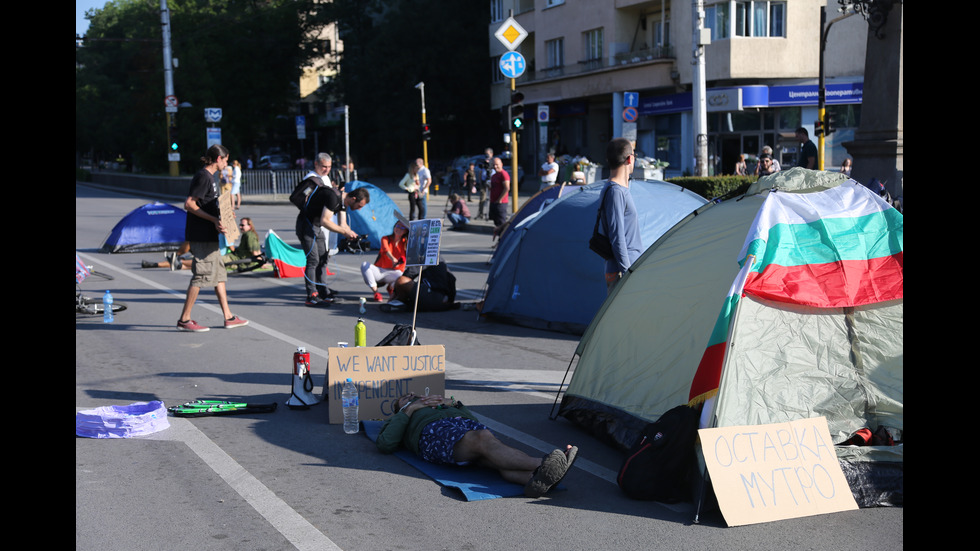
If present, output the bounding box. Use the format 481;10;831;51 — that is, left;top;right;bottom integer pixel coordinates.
406;219;442;266
699;417;857;526
218;191;240;244
325;345;446;424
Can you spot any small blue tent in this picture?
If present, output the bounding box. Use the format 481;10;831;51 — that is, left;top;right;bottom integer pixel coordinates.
100;202;187;253
481;180;708;334
494;183;583;250
346;181;405;249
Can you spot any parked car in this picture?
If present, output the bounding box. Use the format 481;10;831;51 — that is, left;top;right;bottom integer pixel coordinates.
257;154;292;170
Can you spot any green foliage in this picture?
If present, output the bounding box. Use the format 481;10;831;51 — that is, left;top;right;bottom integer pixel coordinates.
76;0;331;174
666;175;757;201
326;0;492;171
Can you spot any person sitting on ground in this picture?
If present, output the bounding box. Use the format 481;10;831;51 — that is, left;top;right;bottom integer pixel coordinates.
385;260;458;312
142;242;192;270
361;221;408;302
445;193;471;229
376;392;579;498
222;217;266;271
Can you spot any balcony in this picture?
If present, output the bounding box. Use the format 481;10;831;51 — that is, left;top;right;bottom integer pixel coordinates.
613;44;675;66
521;43;674;84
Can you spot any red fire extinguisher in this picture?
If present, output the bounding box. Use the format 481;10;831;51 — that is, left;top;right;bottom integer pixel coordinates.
293;347;311;378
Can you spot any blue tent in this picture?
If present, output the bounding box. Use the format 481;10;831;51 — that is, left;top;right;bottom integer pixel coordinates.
481;180;708;334
100;202;187;253
346;180;405;249
494;183;583;250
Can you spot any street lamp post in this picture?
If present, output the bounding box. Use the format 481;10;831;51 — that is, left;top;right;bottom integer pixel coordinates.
161;0;179;176
415;82;428;171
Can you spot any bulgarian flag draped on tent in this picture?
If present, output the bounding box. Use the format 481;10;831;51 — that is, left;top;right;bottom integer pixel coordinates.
688;180;904;405
264;229;335;279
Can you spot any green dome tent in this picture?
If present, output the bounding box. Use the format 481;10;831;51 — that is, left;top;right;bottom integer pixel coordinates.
555;168;903;507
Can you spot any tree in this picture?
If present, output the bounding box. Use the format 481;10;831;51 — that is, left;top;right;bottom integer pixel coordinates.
76;0;333;173
325;0;493;172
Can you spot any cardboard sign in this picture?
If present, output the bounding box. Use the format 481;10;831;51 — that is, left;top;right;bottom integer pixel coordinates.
405;219;442;267
325;345;446;424
218;191;240;244
699;417;857;526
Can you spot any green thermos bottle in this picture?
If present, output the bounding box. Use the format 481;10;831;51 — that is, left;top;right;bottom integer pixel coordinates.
355;318;366;347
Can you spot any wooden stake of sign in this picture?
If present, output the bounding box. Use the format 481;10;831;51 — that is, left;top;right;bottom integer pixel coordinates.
218;191;240;244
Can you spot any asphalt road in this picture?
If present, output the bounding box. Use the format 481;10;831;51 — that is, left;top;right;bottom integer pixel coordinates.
76;182;902;550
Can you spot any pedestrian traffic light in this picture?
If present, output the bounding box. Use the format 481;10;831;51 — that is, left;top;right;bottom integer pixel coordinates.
510;91;525;131
814;120;824;137
422;123;431;141
824;113;836;136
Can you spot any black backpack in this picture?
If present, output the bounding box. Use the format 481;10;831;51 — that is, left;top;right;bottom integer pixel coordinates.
617;405;700;502
290;176;323;210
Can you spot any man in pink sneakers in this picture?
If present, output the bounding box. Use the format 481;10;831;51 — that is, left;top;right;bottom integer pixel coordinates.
176;144;249;332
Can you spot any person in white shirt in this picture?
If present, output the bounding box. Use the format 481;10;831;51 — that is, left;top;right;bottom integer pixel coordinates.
415;158;432;219
538;153;559;191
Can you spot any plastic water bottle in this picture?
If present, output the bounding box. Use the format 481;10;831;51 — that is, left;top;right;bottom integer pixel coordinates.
342;378;359;434
103;291;114;324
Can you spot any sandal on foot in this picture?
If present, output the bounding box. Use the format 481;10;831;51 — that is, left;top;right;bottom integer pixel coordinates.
524;446;578;498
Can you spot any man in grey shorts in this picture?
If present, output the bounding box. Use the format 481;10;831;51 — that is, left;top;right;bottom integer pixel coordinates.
176;144;249;332
376;393;578;498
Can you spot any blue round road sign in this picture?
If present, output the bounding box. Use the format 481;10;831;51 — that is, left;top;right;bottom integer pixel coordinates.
499;52;526;79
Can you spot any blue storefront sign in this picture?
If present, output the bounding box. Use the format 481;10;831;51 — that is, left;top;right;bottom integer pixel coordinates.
768;82;863;106
638;82;862;115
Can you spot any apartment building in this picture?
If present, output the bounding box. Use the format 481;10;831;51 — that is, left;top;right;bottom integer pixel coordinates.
490;0;868;179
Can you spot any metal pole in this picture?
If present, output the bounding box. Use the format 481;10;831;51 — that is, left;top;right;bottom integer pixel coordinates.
818;6;827;170
692;0;708;177
510;77;519;213
415;82;428;169
161;0;178;176
818;7;856;170
344;105;351;182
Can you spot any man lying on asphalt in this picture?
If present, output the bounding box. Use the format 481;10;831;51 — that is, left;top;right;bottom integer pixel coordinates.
376;393;577;498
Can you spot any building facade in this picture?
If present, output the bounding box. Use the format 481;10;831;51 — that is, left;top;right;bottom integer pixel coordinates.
489;0;868;179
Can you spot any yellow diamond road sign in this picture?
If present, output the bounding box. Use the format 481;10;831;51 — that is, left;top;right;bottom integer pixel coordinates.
494;16;528;51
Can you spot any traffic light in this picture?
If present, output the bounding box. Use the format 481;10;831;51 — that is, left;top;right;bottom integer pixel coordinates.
814;120;824;137
169;124;179;152
824;113;836;136
422;123;431;141
510;91;525;131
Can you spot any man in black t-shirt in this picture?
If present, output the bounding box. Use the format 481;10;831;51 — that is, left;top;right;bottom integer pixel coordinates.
295;183;371;306
177;144;249;332
796;127;817;169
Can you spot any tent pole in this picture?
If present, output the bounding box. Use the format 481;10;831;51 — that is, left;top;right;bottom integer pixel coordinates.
548;353;578;420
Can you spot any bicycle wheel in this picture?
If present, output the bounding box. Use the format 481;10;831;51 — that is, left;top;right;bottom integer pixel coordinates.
76;296;128;316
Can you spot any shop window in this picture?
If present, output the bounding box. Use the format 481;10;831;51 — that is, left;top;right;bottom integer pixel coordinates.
778;107;801;132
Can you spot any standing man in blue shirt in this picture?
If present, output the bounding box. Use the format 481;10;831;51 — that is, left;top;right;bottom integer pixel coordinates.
600;138;641;294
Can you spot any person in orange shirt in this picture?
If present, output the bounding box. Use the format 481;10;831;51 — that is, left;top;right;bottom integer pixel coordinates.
360;221;409;302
